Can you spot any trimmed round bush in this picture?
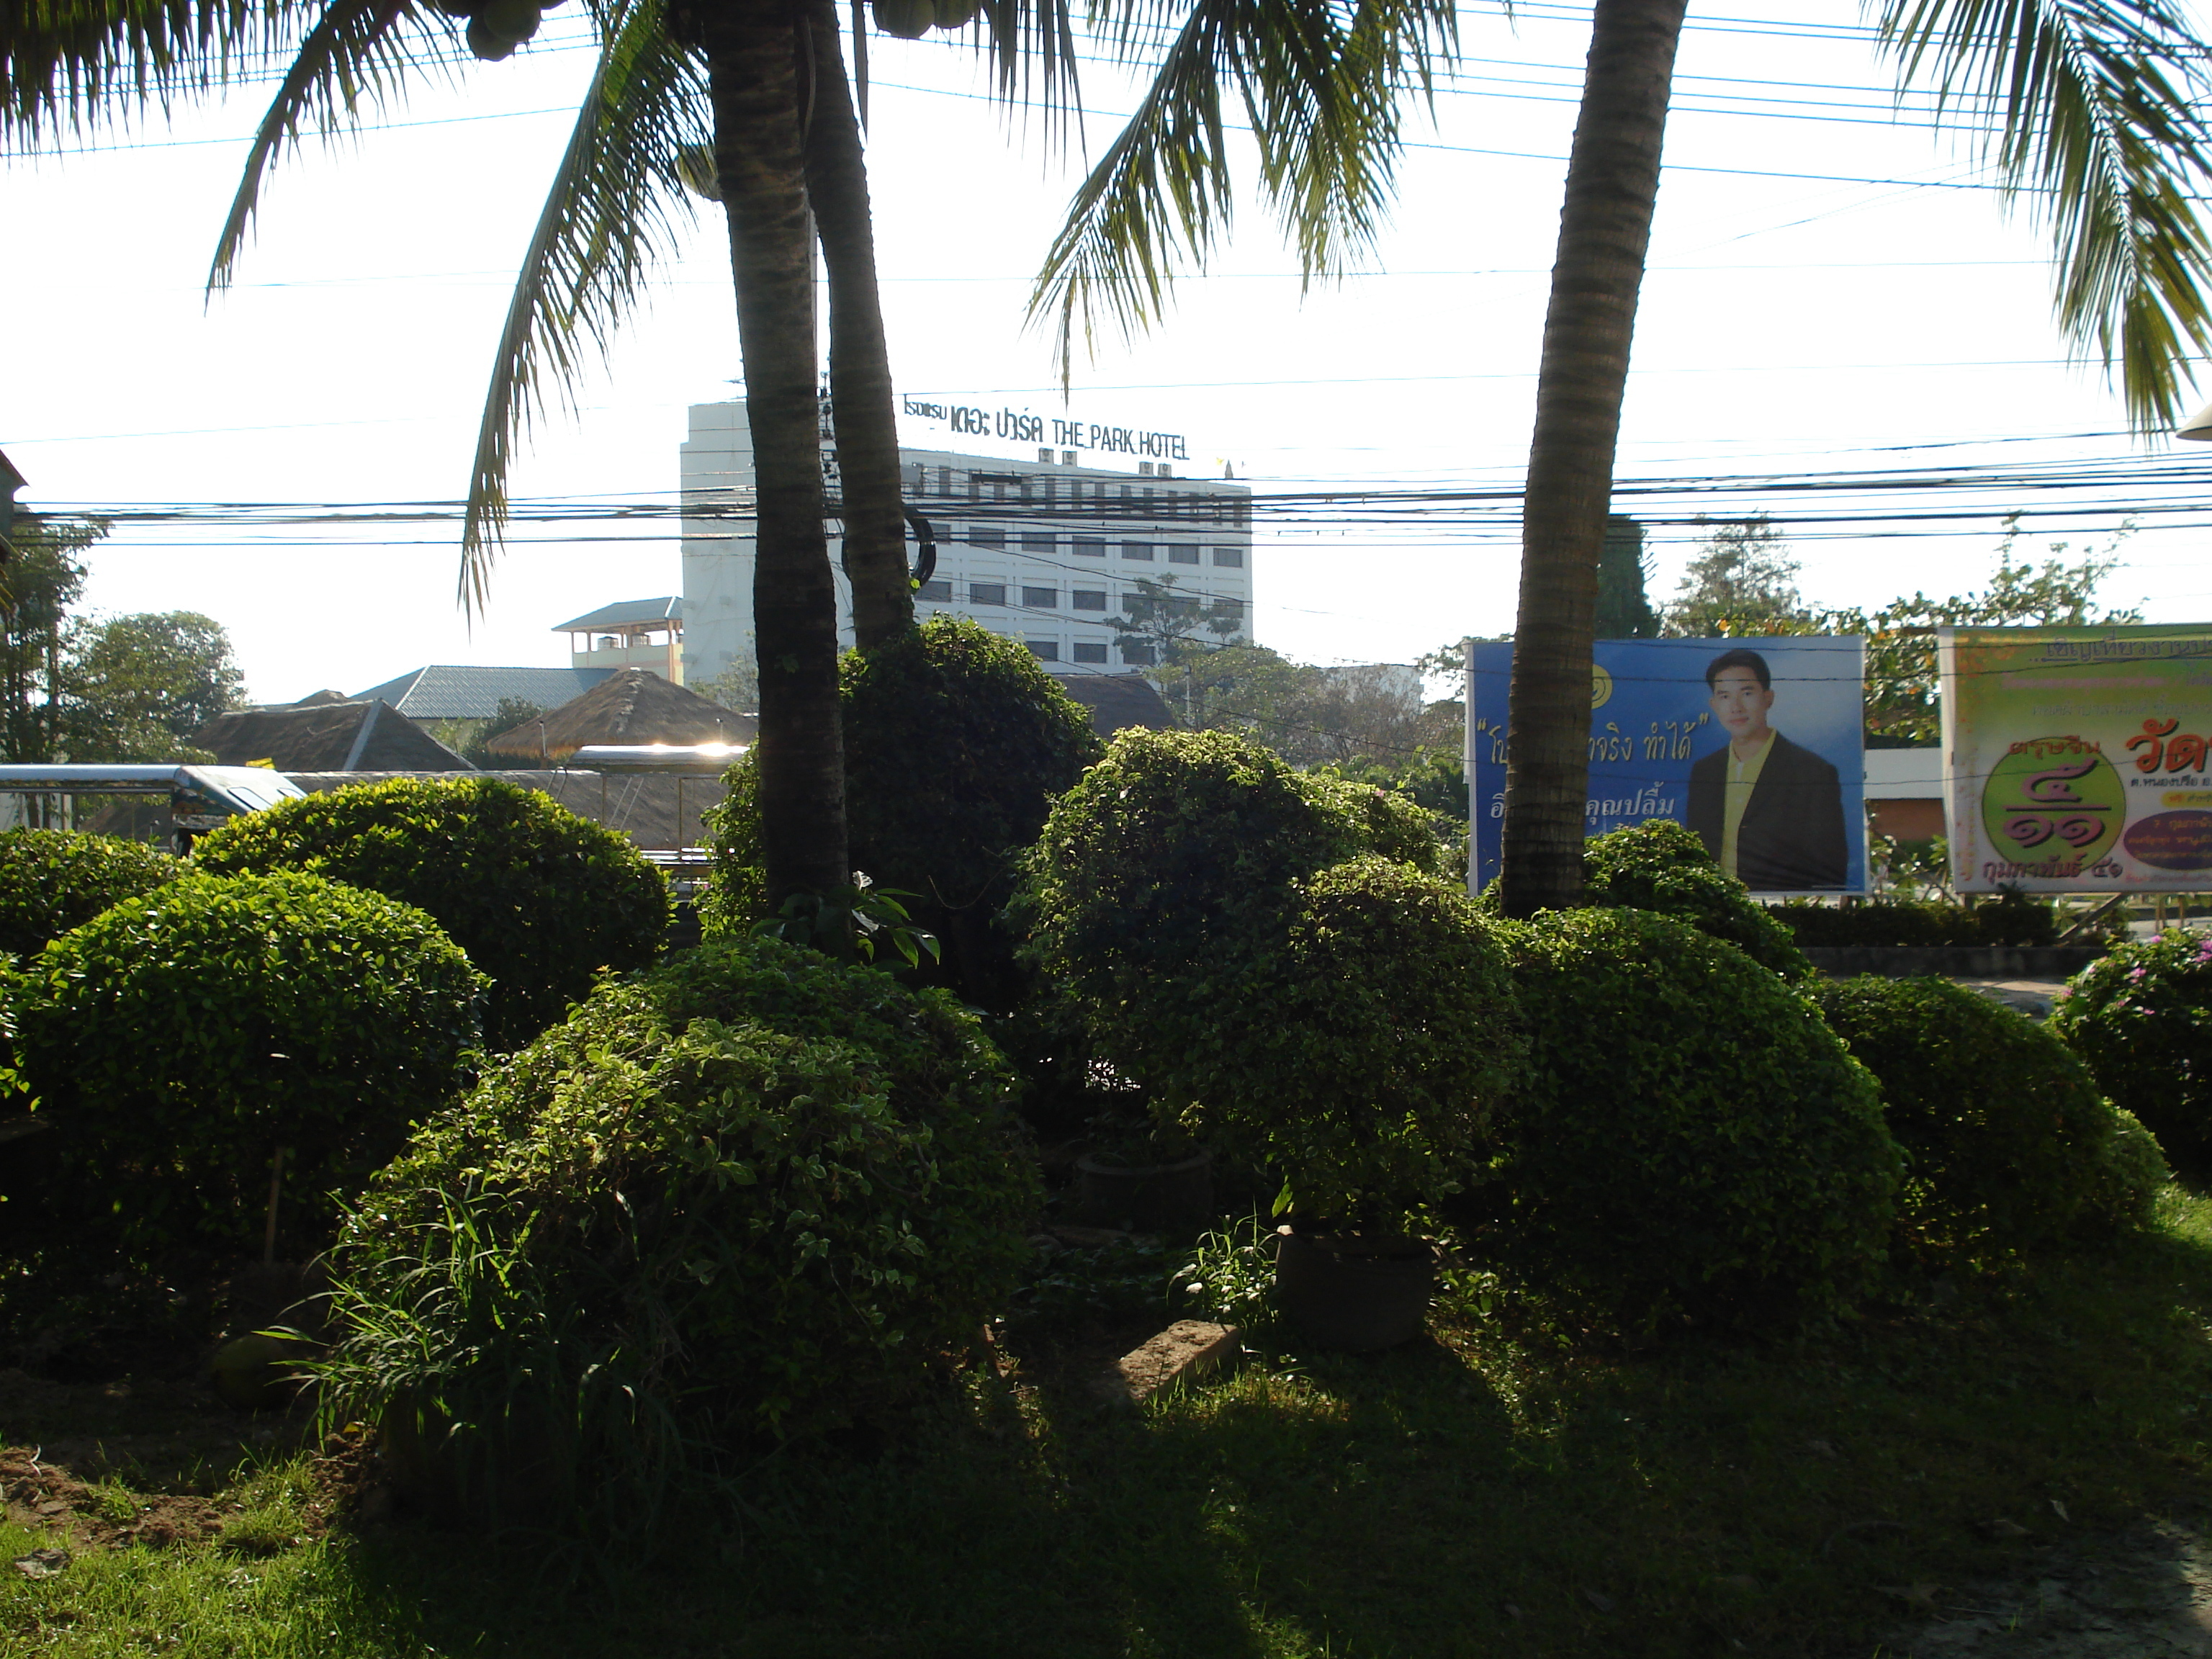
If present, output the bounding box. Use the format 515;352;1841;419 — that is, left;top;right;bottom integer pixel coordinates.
12;871;485;1259
318;937;1038;1529
1578;818;1810;978
194;777;670;1050
701;618;1103;1007
0;828;178;957
1475;908;1899;1328
2051;927;2212;1159
1174;857;1525;1224
1810;975;2163;1256
1015;728;1419;1028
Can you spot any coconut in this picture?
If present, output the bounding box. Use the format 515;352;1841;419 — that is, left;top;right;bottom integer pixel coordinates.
871;0;935;38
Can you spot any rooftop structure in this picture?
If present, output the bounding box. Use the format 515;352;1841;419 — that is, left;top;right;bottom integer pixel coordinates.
484;665;754;764
352;665;616;721
553;595;684;683
195;699;471;773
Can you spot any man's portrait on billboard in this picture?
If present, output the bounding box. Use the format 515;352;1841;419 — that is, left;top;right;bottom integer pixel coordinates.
1686;647;1848;890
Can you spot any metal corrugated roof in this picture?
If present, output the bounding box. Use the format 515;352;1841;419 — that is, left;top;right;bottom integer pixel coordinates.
551;596;683;633
351;665;617;720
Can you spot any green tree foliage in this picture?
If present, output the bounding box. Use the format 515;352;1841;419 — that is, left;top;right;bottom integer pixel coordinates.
316;937;1038;1532
1596;515;1660;639
0;516;96;769
1811;975;2164;1258
9;871;485;1260
1662;516;1815;639
1108;573;1246;673
463;696;546;768
1827;519;2142;746
1471;908;1901;1331
193;777;670;1050
702;619;1102;1007
0;827;178;956
60;609;244;761
2051;929;2212;1161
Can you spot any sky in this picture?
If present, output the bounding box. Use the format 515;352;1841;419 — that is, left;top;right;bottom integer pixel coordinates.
6;0;2211;705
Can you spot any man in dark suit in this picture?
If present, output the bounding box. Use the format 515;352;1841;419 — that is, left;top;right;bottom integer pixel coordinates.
1686;647;1848;890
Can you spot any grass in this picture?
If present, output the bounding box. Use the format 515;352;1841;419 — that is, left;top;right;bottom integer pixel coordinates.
11;1193;2212;1658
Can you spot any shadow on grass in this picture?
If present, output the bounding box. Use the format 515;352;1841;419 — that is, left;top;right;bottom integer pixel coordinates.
17;1200;2212;1658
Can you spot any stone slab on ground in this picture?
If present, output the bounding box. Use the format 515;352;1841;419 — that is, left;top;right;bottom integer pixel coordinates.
1091;1321;1239;1409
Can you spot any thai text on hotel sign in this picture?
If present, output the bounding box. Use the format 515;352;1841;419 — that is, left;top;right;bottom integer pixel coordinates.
900;396;1190;461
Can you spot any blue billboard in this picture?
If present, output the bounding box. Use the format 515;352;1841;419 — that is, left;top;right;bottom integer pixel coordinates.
1468;637;1868;896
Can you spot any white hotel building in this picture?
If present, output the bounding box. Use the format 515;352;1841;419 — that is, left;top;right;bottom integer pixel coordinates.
679;400;1254;680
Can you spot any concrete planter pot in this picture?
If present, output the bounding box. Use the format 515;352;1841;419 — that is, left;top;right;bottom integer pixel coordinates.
1272;1226;1436;1352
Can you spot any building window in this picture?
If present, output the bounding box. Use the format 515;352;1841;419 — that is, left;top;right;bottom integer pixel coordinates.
1120;641;1156;666
1021;533;1056;557
917;579;952;601
1022;585;1058;608
970;524;1005;548
1212;546;1244;567
1073;536;1106;558
1027;640;1061;661
1167;544;1199;565
1120;541;1154;562
1072;640;1110;663
1072;588;1107;611
971;583;1007;606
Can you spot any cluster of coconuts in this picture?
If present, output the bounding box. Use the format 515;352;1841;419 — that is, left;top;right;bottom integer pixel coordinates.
870;0;979;39
430;0;565;62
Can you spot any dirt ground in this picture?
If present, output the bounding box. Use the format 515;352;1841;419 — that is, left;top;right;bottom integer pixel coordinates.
1877;1511;2212;1657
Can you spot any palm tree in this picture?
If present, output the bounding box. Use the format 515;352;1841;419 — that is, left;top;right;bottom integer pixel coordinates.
1035;0;2212;916
5;0;1452;911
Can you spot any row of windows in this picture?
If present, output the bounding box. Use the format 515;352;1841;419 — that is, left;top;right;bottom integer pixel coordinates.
956;529;1244;567
917;582;1245;616
912;467;1253;526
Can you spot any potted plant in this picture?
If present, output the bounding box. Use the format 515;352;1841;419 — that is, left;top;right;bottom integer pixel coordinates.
1071;1099;1213;1233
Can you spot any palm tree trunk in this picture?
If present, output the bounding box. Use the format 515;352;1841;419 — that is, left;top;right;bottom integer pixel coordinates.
1498;0;1688;919
704;4;850;909
801;0;912;650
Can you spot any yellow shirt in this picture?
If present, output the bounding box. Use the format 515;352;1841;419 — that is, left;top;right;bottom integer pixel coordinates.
1719;732;1776;878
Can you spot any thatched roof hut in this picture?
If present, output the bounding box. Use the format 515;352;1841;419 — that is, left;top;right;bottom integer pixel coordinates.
484;667;755;764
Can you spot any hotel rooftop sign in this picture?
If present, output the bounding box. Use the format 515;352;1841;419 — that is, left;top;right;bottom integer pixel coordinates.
899;396;1190;463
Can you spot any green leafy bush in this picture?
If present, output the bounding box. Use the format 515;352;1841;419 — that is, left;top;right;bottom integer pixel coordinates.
0;828;178;957
11;871;484;1259
1474;908;1899;1328
2051;928;2212;1159
1578;819;1811;977
194;777;669;1049
317;937;1038;1532
701;618;1102;1007
1169;858;1524;1224
1809;975;2162;1256
1775;893;2060;950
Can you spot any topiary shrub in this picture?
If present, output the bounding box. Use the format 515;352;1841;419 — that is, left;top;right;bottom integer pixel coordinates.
1473;908;1899;1329
1809;975;2162;1258
10;871;484;1260
1169;857;1525;1225
316;936;1038;1532
701;619;1103;1008
1773;893;2060;950
2051;928;2212;1161
194;776;669;1050
1578;818;1811;977
0;828;179;957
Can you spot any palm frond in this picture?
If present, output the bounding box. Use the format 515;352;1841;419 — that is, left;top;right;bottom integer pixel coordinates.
974;0;1081;134
1026;0;1455;387
2;0;295;145
207;0;437;290
1877;0;2212;429
457;0;706;612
